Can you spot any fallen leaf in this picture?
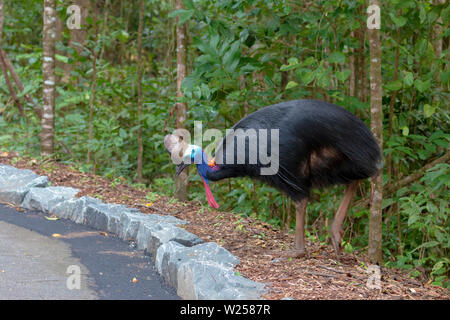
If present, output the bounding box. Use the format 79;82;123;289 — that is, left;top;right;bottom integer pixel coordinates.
132;277;138;283
99;231;108;236
52;233;63;238
45;216;59;221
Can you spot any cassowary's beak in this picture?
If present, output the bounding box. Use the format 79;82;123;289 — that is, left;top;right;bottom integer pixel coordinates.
175;162;190;176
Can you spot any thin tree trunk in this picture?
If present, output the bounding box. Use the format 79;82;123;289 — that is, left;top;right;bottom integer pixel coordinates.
433;0;445;102
41;0;56;157
387;20;401;186
87;28;98;164
0;0;3;46
136;0;144;183
0;49;42;119
62;0;90;83
0;3;25;117
99;0;110;61
349;32;356;98
174;0;189;201
368;0;383;264
0;54;25;117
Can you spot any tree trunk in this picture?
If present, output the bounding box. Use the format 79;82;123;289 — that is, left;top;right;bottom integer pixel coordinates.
62;0;90;83
41;0;56;157
0;53;25;117
174;0;189;201
368;0;383;264
0;1;25;118
387;21;401;186
87;23;98;164
432;0;445;103
136;0;144;183
0;0;3;46
349;32;356;98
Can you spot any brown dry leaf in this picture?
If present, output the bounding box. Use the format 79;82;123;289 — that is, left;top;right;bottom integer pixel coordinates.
132;277;138;284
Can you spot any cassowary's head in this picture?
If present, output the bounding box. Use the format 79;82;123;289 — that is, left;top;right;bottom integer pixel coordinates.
164;134;219;209
164;134;204;176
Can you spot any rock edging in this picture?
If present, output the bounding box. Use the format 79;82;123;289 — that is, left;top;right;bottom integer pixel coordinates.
0;164;266;299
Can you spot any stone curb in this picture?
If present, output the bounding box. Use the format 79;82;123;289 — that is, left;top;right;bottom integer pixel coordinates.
0;164;267;299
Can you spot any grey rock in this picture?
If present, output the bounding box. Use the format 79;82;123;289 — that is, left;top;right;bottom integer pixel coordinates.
156;242;239;289
51;196;102;224
177;260;266;300
145;222;203;258
22;186;79;213
134;214;189;250
118;212;146;241
0;164;48;205
83;202;138;233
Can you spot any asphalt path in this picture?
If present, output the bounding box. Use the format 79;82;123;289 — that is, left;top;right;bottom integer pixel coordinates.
0;204;179;300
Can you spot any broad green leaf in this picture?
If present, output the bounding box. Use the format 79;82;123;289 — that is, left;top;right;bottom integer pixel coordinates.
182;0;195;10
301;57;316;67
285;81;298;90
336;70;351;82
403;71;414;87
55;54;69;64
280;57;299;71
300;69;315;85
288;57;299;65
390;13;407;27
402;126;409;136
423;104;436;118
328;52;345;64
117;30;129;44
414;79;431;93
385;80;403;91
200;83;210;99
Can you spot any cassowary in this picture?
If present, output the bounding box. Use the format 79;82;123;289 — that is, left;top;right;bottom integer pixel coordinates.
165;99;382;259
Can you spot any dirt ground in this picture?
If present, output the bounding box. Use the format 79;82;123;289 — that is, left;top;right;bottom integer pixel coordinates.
1;151;448;300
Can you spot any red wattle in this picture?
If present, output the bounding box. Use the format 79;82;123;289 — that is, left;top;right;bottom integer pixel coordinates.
201;177;219;209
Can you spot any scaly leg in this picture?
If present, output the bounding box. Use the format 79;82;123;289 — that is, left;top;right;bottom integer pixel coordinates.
330;181;359;260
281;197;308;258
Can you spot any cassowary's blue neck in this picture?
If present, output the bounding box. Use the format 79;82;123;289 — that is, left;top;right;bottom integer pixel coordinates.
195;154;220;181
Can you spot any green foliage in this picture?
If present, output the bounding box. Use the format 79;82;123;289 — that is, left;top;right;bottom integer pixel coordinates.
385;164;450;288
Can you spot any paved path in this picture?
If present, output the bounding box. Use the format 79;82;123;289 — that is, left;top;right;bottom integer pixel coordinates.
0;204;179;300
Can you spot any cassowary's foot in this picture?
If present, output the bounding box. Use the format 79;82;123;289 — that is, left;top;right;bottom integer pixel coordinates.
330;224;344;260
280;248;307;259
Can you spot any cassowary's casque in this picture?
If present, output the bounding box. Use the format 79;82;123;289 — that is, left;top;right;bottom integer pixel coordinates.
165;100;382;259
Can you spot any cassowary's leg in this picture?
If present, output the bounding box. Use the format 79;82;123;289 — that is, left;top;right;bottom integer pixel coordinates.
294;198;308;254
281;197;308;258
330;181;359;259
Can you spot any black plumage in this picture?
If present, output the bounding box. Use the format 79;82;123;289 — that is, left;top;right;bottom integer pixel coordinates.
206;99;382;201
